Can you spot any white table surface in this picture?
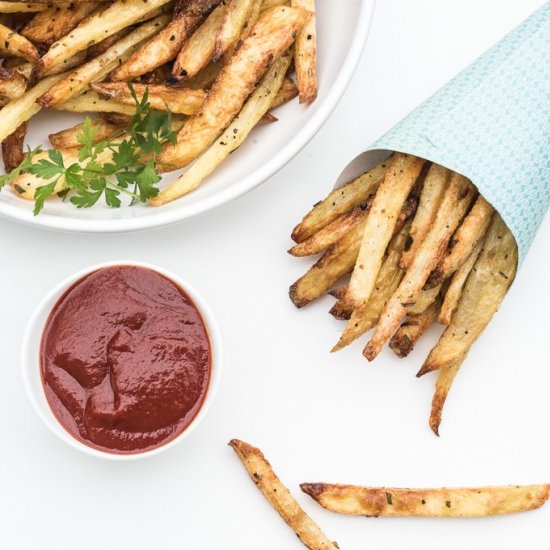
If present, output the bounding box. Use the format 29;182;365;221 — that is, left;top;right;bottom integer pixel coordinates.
1;1;548;548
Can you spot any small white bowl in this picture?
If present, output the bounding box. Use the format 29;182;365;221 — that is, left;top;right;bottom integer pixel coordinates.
21;261;223;461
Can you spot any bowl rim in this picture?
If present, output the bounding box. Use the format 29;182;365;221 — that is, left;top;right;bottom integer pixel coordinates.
0;0;376;234
21;260;223;461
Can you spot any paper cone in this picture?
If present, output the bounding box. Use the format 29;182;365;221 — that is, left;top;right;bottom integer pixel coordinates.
338;2;550;264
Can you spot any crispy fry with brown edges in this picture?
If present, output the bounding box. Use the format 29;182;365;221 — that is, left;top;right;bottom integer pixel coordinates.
292;0;316;103
429;353;466;435
0;22;41;64
214;0;256;62
40;0;172;75
363;172;476;361
426;195;494;289
418;213;517;377
290;218;367;308
332;222;409;352
347;153;426;309
291;196;417;310
439;239;483;325
53;90;138;115
300;482;550;517
157;5;310;171
289;199;373;257
37;15;171;107
49;117;125;149
2;121;27;172
389;295;441;358
110;0;222;82
329;297;353;321
171;2;226;81
20;2;97;46
0;66;27;99
229;440;339;550
150;49;292;205
291;160;387;243
400;163;449;270
92;82;206;115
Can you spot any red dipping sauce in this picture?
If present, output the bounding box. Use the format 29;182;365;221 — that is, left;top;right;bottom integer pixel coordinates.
40;265;211;454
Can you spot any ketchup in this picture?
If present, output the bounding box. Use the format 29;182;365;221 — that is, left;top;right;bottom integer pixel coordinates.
40;265;211;454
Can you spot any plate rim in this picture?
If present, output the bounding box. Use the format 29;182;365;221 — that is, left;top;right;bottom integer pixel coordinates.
0;0;376;234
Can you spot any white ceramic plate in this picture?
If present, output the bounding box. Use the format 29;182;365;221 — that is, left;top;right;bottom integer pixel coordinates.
0;0;375;233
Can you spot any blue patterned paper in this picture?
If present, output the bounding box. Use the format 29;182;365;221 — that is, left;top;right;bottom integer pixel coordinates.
368;2;550;264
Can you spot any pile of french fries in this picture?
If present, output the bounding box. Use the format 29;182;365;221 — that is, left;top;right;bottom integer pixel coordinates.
0;0;318;208
289;153;519;435
231;440;549;550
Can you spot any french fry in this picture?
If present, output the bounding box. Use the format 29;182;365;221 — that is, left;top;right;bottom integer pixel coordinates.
20;2;97;46
289;199;373;257
407;283;441;315
0;2;50;12
0;72;64;142
12;147;91;198
157;5;310;171
0;22;41;64
229;440;339;550
363;172;476;361
300;483;550;518
260;0;289;13
291;160;387;243
40;0;172;75
92;82;206;115
2;121;27;172
46;49;88;74
86;27;131;59
290;218;367;308
389;295;441;358
270;76;298;109
0;66;27;99
400;163;449;270
170;2;226;81
110;0;222;82
347;153;426;309
429;353;466;435
292;0;316;103
53;90;138;115
150;49;292;205
49;117;125;149
220;0;262;64
329;297;353;321
290;197;416;311
329;286;347;301
426;195;494;289
183;59;223;89
213;0;256;62
37;15;171;107
332;222;409;352
417;213;517;376
439;239;483;325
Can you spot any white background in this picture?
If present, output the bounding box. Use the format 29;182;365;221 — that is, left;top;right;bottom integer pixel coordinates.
1;0;549;548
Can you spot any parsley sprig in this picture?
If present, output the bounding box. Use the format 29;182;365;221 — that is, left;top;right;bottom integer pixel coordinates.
0;84;176;215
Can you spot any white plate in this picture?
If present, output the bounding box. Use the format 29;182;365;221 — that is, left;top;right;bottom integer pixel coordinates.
0;0;375;233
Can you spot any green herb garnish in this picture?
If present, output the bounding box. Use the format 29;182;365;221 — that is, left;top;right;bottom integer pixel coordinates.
0;83;177;215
